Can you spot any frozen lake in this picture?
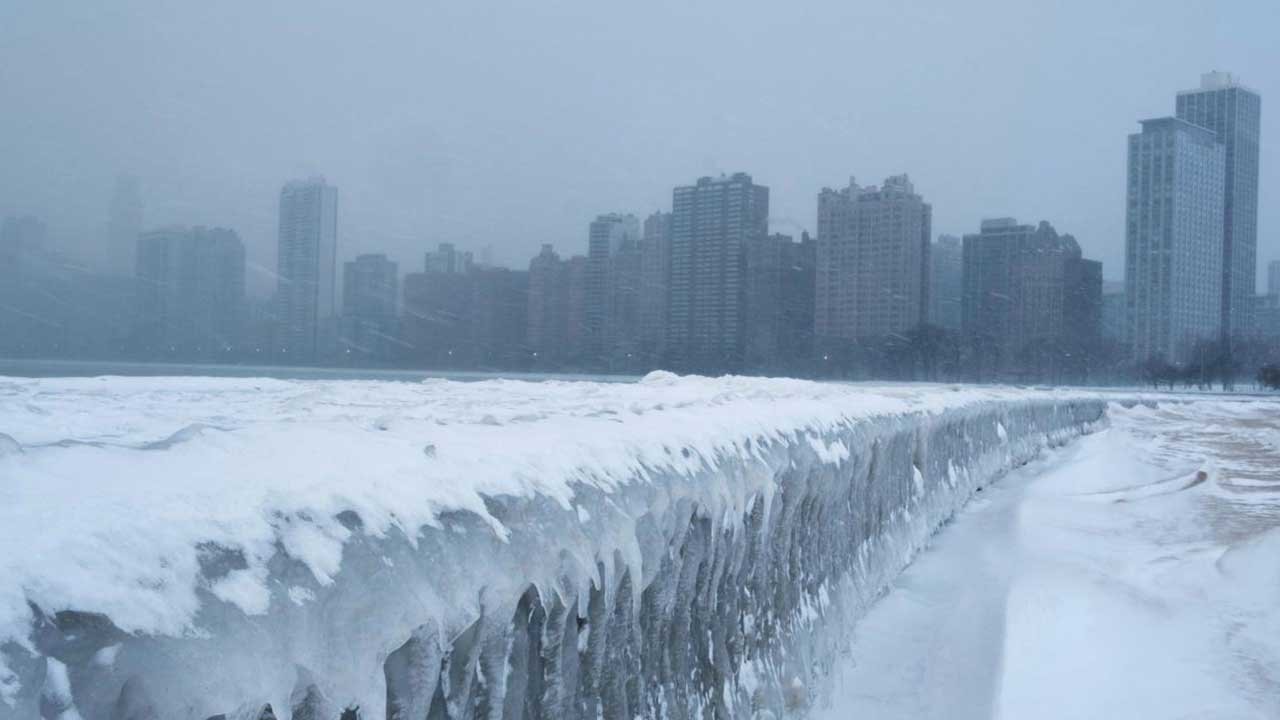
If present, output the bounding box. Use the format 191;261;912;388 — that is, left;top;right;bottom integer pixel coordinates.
817;397;1280;719
0;357;634;383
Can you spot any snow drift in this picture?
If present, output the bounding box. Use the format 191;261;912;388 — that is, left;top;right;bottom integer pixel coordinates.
0;374;1106;719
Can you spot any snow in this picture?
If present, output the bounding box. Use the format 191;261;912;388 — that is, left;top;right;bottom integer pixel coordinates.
37;659;80;720
816;398;1280;719
0;373;1110;718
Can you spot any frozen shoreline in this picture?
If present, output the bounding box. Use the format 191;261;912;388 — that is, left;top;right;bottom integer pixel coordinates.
816;398;1280;719
0;374;1125;717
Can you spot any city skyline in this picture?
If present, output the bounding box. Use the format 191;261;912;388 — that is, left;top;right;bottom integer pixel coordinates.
4;7;1280;715
1;1;1276;296
0;66;1270;381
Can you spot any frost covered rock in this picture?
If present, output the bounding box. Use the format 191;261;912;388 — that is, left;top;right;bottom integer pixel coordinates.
0;375;1108;719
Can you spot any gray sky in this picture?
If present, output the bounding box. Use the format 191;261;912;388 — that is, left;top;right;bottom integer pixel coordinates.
1;0;1276;295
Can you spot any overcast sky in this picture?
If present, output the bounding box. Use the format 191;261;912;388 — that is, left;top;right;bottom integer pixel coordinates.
1;0;1276;295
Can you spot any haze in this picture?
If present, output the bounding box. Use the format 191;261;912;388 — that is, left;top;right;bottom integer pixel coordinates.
1;0;1276;295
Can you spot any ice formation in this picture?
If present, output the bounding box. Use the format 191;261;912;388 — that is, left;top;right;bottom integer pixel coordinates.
814;397;1280;719
0;373;1107;719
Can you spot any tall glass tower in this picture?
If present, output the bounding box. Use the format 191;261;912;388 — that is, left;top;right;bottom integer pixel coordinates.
1175;72;1262;344
276;178;338;362
1125;118;1225;364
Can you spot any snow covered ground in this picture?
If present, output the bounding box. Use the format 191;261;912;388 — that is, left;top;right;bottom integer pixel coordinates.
0;374;1107;719
816;397;1280;719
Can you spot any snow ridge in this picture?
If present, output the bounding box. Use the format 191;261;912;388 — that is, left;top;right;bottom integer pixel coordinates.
0;375;1105;719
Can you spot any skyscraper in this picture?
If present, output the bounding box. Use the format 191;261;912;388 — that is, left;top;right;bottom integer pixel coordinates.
135;226;246;360
565;255;588;363
276;178;338;362
1268;260;1280;297
1;216;136;360
469;267;529;369
584;213;640;367
929;234;963;331
1125;117;1225;364
340;253;398;362
815;175;931;343
106;175;142;276
527;244;571;366
962;218;1101;379
402;265;474;367
610;223;644;370
781;232;818;368
638;211;672;363
1175;72;1261;344
667;173;769;372
425;243;473;274
743;232;816;371
744;233;788;369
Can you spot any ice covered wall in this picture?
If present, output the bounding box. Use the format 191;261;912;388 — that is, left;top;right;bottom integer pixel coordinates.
0;374;1106;719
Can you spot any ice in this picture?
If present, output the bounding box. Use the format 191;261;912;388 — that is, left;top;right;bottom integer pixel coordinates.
815;398;1280;720
0;374;1108;718
37;659;79;720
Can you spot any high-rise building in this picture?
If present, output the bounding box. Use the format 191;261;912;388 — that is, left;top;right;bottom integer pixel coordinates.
1;216;135;360
584;213;640;367
1100;280;1127;345
743;232;816;370
565;255;588;363
135;226;246;360
638;212;672;363
340;254;399;362
1125;117;1225;364
403;245;531;369
470;267;529;369
668;173;769;372
815;175;931;344
962;218;1101;379
1175;72;1261;343
610;226;644;370
1268;260;1280;297
106;175;143;276
425;243;473;274
1253;294;1280;343
744;233;786;369
276;178;338;362
1066;256;1104;377
243;296;279;359
781;232;818;367
929;234;963;331
402;268;474;367
527;244;571;366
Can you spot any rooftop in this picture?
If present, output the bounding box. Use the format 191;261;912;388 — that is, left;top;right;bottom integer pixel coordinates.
1176;70;1258;96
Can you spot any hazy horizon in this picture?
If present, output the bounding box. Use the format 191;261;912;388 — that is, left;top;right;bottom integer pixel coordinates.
2;0;1276;296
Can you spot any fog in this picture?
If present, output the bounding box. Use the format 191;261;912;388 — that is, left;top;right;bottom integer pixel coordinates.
1;0;1277;294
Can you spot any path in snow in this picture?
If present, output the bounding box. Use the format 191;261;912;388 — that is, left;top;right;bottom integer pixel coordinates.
816;398;1280;720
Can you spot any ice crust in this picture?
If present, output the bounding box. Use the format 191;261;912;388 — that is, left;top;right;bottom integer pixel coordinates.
0;374;1107;719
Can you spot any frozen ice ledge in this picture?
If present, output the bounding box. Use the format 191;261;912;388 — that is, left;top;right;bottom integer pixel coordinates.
0;373;1107;719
